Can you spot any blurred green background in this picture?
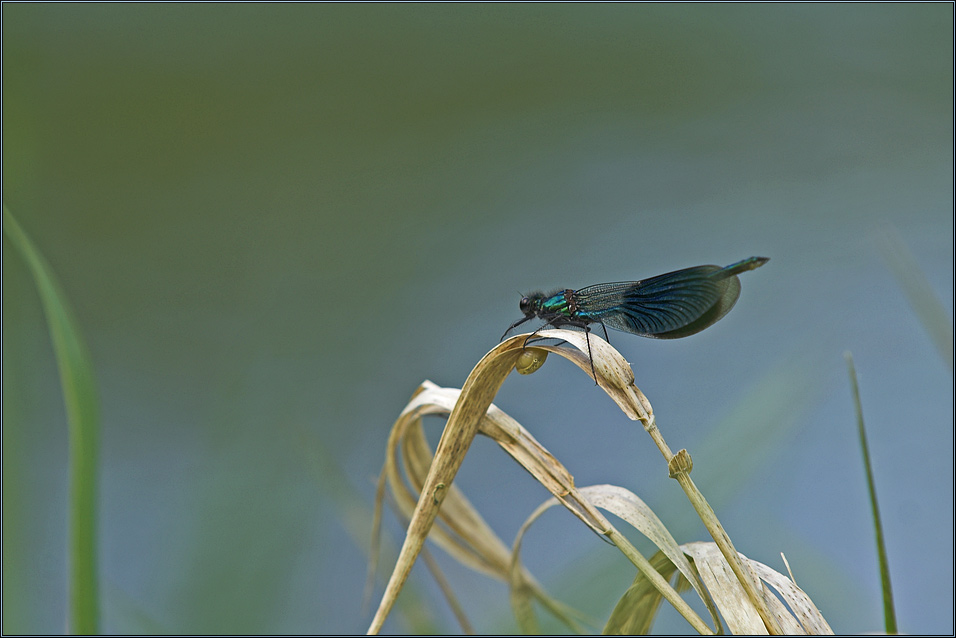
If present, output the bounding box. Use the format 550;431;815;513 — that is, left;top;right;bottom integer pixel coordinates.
3;4;952;634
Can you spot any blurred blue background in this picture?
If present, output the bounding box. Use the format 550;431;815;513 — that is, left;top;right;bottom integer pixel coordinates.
3;4;952;634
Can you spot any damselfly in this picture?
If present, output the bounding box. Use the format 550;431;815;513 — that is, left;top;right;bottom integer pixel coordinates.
502;256;769;377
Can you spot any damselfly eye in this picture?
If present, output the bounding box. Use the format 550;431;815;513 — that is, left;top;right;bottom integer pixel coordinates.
519;297;533;314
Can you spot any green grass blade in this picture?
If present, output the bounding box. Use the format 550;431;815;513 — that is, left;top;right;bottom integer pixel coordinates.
3;206;100;633
844;351;897;634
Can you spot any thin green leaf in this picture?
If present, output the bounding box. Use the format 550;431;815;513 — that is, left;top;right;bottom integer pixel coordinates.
845;352;897;634
3;206;100;633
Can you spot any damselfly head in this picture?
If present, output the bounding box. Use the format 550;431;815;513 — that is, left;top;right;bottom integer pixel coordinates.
519;293;544;317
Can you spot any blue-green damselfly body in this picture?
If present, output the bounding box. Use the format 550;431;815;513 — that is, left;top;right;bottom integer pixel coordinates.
502;256;769;378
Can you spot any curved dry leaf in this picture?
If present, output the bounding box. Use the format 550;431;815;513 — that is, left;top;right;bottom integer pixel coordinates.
682;542;833;635
582;485;720;634
368;340;526;634
370;329;671;634
530;329;655;424
383;384;516;579
749;559;834;635
510;486;714;635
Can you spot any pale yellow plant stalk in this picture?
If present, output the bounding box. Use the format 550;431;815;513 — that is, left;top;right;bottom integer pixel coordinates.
367;329;831;634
